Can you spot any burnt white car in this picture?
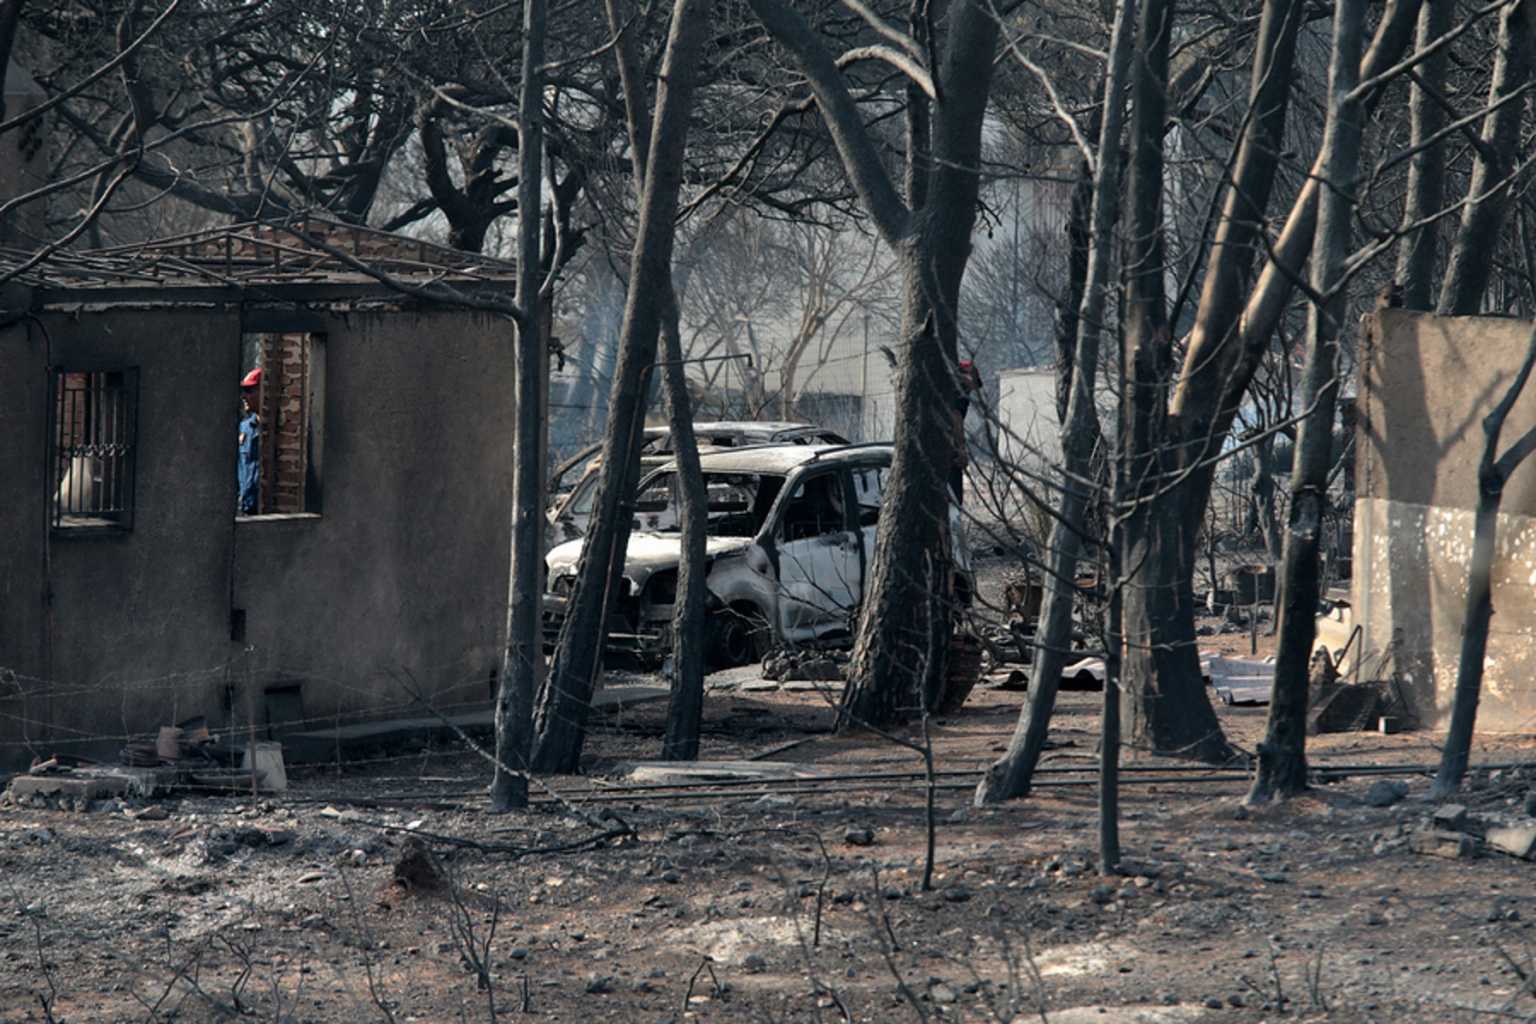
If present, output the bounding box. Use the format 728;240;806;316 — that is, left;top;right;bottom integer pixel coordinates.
545;421;849;549
542;443;973;666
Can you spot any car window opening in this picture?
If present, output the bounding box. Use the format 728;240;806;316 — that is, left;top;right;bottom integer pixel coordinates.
632;471;785;537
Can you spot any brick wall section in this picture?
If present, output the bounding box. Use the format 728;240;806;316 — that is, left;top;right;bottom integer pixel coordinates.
257;333;308;513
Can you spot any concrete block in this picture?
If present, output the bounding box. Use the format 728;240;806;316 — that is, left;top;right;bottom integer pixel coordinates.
1409;829;1479;859
1432;804;1470;833
8;773;131;802
1486;825;1536;861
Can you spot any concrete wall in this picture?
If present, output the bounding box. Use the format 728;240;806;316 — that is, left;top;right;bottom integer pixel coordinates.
0;302;513;767
995;368;1063;469
230;309;513;731
1355;310;1536;731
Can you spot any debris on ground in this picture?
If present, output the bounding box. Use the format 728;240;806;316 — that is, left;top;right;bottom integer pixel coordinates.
761;648;846;682
1364;779;1410;807
1409;829;1479;859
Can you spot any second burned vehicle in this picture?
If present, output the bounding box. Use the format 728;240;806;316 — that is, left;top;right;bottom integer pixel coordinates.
542;443;973;667
545;421;849;548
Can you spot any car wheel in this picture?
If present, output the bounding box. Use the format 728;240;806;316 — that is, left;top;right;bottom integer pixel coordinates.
710;605;770;668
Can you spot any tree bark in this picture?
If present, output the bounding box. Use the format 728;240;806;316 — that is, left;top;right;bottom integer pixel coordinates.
1250;434;1282;561
532;0;708;774
660;280;709;761
1437;0;1535;316
1116;0;1216;762
1100;502;1124;875
973;0;1137;803
831;1;1000;729
1393;0;1451;311
1112;0;1306;763
0;1;23;124
489;0;548;812
1434;326;1536;796
1248;0;1366;805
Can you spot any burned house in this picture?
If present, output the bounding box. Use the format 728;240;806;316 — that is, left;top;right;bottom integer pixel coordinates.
1353;309;1536;731
0;222;517;769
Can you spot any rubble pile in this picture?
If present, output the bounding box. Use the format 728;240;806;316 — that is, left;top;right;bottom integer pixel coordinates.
3;719;286;812
1408;767;1536;862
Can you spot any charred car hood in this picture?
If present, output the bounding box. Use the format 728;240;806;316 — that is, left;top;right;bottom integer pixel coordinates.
546;533;753;589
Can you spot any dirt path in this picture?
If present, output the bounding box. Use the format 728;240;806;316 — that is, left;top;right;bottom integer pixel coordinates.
3;685;1535;1023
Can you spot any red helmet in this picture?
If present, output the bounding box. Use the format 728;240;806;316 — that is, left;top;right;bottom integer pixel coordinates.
241;367;262;388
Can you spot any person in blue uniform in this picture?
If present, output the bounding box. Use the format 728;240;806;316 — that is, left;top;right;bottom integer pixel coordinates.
238;367;261;515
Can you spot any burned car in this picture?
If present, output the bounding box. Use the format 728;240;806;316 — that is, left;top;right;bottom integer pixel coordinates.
542;443;973;666
545;421;850;549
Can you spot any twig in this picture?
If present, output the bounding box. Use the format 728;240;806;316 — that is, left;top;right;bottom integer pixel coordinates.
681;956;725;1014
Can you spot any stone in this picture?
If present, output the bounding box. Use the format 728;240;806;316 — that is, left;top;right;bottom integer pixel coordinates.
393;838;445;891
127;805;169;821
8;773;132;803
1486;825;1536;861
1364;780;1409;807
941;886;971;903
1409;829;1478;860
742;953;767;973
1432;804;1470;832
930;983;957;1004
843;827;875;847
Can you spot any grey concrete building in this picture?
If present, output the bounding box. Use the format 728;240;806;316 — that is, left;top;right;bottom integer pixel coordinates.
1354;309;1536;732
0;222;516;768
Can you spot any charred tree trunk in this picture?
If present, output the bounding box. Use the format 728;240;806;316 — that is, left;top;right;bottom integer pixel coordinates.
1100;501;1124;875
1437;0;1535;316
660;282;709;761
973;0;1137;803
1118;0;1203;762
1119;0;1422;763
1393;0;1451;310
1053;151;1095;427
1117;0;1308;763
1434;326;1536;796
744;0;999;728
1250;434;1283;561
1248;0;1366;804
532;0;707;774
0;2;23;124
838;3;1000;730
489;0;548;812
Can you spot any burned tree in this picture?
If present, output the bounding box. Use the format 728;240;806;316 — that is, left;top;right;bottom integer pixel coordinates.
533;0;709;774
744;0;1001;729
1248;0;1368;805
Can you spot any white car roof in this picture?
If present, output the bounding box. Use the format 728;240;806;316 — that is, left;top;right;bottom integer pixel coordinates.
665;442;890;476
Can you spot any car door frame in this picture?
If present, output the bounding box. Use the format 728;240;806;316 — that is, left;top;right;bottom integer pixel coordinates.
758;464;863;642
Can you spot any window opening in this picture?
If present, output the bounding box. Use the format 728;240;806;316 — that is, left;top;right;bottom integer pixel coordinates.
780;472;846;541
851;465;887;527
238;333;325;517
50;368;138;529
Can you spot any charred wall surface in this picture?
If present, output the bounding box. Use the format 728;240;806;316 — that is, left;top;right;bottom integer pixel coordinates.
0;303;513;767
1355;309;1536;731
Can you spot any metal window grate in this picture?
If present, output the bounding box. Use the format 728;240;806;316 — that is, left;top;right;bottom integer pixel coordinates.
50;368;138;529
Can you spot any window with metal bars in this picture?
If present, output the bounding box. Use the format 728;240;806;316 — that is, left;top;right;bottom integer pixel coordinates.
50;368;139;529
